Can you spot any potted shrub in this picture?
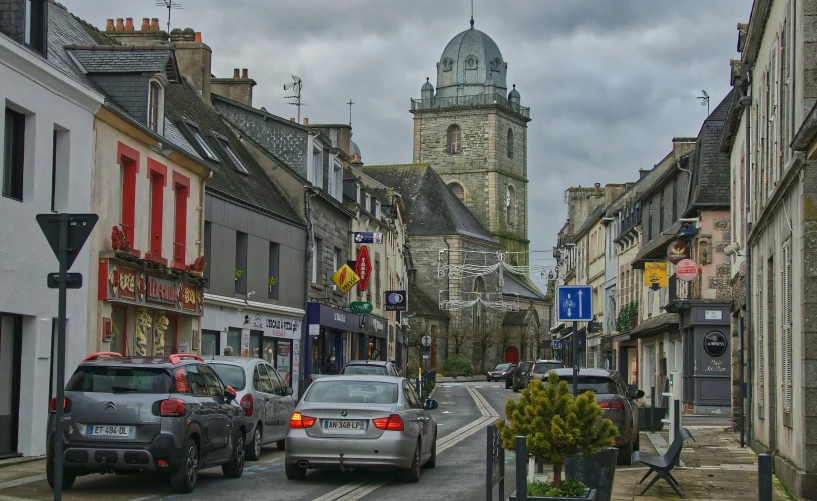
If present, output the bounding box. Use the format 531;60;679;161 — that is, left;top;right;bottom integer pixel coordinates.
498;371;618;500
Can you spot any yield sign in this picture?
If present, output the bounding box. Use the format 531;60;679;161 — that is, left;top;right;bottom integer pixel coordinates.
356;245;373;291
36;213;99;270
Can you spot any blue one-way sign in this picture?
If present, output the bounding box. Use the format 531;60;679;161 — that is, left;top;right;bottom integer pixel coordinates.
557;285;593;322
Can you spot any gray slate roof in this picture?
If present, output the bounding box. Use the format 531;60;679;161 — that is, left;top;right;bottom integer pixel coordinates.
361;164;497;245
436;25;506;97
68;47;176;78
687;90;733;211
503;272;544;300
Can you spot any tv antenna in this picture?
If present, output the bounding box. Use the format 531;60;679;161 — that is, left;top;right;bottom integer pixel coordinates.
698;89;710;115
155;0;183;37
283;75;306;123
347;99;355;127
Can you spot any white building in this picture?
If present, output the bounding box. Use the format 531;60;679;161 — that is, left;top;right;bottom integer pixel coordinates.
0;18;103;457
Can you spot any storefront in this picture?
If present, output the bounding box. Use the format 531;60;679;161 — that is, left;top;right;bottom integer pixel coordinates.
201;294;303;395
98;257;204;358
358;313;387;361
305;303;358;379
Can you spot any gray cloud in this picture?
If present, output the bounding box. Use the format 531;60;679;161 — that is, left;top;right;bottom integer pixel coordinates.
63;0;751;292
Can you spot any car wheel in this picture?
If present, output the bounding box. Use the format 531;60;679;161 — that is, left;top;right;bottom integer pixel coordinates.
277;439;286;451
246;427;262;461
402;440;421;483
617;441;634;466
170;438;199;493
46;452;77;490
422;431;437;469
223;432;245;478
285;461;307;480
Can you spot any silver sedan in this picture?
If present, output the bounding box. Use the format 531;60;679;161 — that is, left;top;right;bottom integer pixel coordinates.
285;375;438;483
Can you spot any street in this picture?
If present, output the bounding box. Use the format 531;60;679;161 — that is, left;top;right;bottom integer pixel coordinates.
0;382;520;501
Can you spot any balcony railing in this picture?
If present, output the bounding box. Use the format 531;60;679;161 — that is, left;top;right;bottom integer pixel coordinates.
668;274;695;302
411;93;530;118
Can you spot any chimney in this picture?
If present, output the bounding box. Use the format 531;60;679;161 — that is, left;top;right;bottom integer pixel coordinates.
105;19;115;31
303;118;309;125
124;17;134;31
242;68;248;79
173;28;213;103
140;18;150;31
233;68;240;79
150;18;160;30
106;15;169;45
115;18;124;31
290;118;296;122
212;66;257;106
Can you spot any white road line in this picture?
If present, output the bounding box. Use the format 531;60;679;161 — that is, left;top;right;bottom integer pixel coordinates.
0;474;46;490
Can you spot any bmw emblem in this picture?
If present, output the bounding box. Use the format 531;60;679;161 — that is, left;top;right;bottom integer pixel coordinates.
341;410;348;417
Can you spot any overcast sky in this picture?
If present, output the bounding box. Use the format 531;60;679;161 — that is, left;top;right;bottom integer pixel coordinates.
64;0;751;291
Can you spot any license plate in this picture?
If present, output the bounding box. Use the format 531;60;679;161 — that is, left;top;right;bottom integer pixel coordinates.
322;420;365;432
88;425;135;437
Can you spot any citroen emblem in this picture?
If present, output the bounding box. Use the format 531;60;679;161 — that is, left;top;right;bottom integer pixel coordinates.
106;402;116;411
341;410;348;417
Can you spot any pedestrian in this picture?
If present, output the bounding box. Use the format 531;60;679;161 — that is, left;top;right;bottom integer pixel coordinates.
223;346;233;356
323;353;339;374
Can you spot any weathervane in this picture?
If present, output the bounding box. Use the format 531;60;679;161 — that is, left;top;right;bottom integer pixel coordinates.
154;0;183;38
283;76;306;123
470;0;475;28
347;99;355;127
698;90;710;115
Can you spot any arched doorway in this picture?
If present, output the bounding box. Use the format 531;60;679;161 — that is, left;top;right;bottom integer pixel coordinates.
504;346;519;364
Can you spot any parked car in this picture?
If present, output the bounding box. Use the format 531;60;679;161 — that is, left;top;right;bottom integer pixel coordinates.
511;361;533;392
486;363;515;383
285;375;438;482
547;368;644;464
207;356;296;461
47;352;247;493
528;360;566;384
341;360;402;377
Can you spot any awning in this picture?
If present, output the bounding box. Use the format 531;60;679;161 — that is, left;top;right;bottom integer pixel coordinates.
631;222;681;269
627;313;680;339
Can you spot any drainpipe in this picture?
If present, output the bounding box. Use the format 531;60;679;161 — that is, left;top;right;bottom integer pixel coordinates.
738;66;753;447
301;187;318;398
676;158;693;210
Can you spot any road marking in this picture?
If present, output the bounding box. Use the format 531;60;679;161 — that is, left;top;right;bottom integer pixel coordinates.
0;495;42;501
0;474;46;490
311;385;501;501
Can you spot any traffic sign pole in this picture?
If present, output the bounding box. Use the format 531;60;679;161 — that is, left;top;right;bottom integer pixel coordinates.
54;213;67;501
572;321;578;397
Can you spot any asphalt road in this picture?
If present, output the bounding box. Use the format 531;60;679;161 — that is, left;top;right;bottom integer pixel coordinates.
1;381;521;501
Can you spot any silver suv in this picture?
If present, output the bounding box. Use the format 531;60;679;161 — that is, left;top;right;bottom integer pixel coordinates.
207;356;296;461
47;352;247;493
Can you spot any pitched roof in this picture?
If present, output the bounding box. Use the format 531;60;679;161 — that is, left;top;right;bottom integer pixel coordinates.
687;90;733;211
362;164;497;245
67;46;178;79
503;272;545;300
502;310;528;326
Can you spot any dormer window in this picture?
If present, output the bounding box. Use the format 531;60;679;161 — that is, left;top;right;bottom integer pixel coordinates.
374;200;380;219
147;80;164;134
216;136;249;174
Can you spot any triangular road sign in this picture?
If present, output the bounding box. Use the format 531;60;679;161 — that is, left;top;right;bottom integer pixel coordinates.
36;214;99;271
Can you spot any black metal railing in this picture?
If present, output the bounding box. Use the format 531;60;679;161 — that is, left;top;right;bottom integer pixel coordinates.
668;274;695;302
411;93;530;118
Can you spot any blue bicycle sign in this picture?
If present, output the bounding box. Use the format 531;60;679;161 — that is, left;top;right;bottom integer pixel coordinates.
556;286;592;322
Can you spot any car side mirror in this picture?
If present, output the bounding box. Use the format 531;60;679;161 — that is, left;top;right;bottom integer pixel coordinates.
424;399;438;410
225;386;237;401
284;387;293;396
629;389;645;399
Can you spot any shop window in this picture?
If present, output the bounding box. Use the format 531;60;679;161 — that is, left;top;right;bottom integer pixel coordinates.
201;330;219;357
250;330;263;359
110;307;127;356
147;159;167;260
3;108;25;201
269;242;280;299
172;172;190;266
117;142;139;249
226;328;241;356
235;231;248;294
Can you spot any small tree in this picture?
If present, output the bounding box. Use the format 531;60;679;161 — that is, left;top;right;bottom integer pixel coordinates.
497;371;618;488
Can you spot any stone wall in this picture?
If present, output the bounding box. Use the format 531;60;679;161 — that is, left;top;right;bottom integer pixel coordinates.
0;0;25;44
308;196;351;303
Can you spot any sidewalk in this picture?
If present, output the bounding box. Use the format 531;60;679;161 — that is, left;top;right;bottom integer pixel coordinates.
532;426;793;501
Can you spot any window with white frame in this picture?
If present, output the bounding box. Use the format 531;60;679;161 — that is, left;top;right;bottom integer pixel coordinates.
333;161;342;200
147;80;164;134
782;237;792;413
311;147;322;187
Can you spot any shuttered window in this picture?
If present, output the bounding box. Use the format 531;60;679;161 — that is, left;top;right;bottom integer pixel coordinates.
757;270;764;407
782;238;792;413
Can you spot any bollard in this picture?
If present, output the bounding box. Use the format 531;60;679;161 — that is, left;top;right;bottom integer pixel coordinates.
650;386;655;433
673;399;680;443
516;436;527;501
758;454;773;501
486;425;493;501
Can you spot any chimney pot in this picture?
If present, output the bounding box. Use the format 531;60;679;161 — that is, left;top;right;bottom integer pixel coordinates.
303;118;309;125
125;18;135;31
233;68;240;79
141;18;150;31
105;19;115;32
194;32;202;42
290;118;296;122
242;68;248;79
150;18;160;30
115;18;125;31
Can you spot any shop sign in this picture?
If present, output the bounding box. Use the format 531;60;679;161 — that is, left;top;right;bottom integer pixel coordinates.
265;316;301;339
675;259;699;282
667;240;690;264
385;290;407;311
331;264;360;293
180;283;199;313
353;232;383;244
307;303;360;332
350;301;373;314
109;265;138;301
703;331;727;357
355;245;372;291
147;276;178;306
645;261;668;290
99;258;204;316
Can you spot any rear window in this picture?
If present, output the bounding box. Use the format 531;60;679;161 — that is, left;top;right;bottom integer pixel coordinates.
305;380;398;404
554;376;618;395
210;364;246;391
492;363;511;371
533;362;562;374
341;365;387;376
518;362;531;371
66;367;173;393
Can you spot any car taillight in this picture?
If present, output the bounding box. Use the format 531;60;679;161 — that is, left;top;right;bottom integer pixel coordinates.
160;399;187;417
599;401;624;410
372;414;404;431
289;412;317;429
240;393;253;417
48;397;71;413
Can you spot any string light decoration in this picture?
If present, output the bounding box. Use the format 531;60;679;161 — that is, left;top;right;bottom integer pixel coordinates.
438;291;521;312
437;249;558;280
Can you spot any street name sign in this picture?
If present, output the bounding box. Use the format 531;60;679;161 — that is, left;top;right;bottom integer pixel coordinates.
353;232;383;244
47;273;82;289
556;285;593;322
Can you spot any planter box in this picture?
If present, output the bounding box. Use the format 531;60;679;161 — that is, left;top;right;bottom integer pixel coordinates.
565;448;617;501
509;489;597;501
638;407;667;430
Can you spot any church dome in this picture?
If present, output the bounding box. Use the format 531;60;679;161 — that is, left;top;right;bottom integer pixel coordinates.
435;22;507;99
508;84;520;99
421;77;434;92
351;141;362;160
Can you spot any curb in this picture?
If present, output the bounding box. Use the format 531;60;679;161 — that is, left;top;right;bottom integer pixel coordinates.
0;456;45;469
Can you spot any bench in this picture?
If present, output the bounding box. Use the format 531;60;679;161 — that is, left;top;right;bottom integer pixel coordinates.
632;427;695;498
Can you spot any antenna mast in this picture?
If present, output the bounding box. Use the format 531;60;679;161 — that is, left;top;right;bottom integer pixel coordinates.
155;0;184;38
698;89;710;116
283;76;306;123
347;99;355;127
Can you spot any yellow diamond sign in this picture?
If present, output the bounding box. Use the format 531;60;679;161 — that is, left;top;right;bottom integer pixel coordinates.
331;264;360;293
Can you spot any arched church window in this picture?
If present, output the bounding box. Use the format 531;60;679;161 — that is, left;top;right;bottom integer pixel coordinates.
447;124;461;154
507;128;514;159
506;185;516;227
448;182;465;202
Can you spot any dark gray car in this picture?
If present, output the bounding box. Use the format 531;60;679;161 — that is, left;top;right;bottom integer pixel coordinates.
208;356;296;461
46;353;247;493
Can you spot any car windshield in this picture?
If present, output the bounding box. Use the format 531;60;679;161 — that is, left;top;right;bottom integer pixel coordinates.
342;365;387;375
533;363;562;374
517;362;531;372
492;363;511;371
552;376;618;394
209;364;247;391
305;380;398;404
66;367;173;393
